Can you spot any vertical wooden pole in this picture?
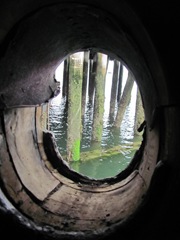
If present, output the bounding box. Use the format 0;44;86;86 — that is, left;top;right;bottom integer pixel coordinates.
67;52;83;161
114;71;134;128
92;53;107;142
109;59;120;118
117;62;123;102
82;50;90;117
88;52;97;104
62;57;69;98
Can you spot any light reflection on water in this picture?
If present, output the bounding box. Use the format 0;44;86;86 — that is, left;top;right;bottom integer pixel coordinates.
48;63;142;179
49;93;142;179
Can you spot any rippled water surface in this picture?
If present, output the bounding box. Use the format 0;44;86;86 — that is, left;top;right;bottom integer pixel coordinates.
49;62;142;179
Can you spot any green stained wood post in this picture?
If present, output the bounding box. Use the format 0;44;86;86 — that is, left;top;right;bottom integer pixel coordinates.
67;52;83;162
92;52;108;142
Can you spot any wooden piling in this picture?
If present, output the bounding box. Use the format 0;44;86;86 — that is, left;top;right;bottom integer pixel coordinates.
88;52;97;104
109;59;120;118
114;71;134;128
67;53;83;161
62;57;70;98
117;62;123;102
92;53;108;142
82;50;90;117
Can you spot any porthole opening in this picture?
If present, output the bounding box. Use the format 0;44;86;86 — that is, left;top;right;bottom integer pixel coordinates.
0;2;162;239
40;50;145;180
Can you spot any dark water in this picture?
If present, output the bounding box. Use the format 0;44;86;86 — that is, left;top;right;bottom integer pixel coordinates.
48;62;142;179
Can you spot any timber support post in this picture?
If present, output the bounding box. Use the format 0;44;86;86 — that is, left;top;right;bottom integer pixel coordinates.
67;52;83;161
92;53;108;142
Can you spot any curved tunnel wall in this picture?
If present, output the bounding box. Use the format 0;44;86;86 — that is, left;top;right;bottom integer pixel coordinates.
0;1;180;240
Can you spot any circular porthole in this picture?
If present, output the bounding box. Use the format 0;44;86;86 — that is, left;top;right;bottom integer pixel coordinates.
0;2;164;240
47;51;145;180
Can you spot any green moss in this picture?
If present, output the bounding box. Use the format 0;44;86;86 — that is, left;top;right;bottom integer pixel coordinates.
93;125;102;142
63;142;141;162
92;53;106;142
67;55;83;162
72;139;81;161
79;143;140;161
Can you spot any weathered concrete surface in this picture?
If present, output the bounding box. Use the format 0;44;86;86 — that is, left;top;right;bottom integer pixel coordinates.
0;2;159;117
0;105;157;238
0;1;179;240
4;108;59;201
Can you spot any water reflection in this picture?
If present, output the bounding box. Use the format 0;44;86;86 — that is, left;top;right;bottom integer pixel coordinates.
48;56;143;179
70;150;135;180
49;91;142;180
